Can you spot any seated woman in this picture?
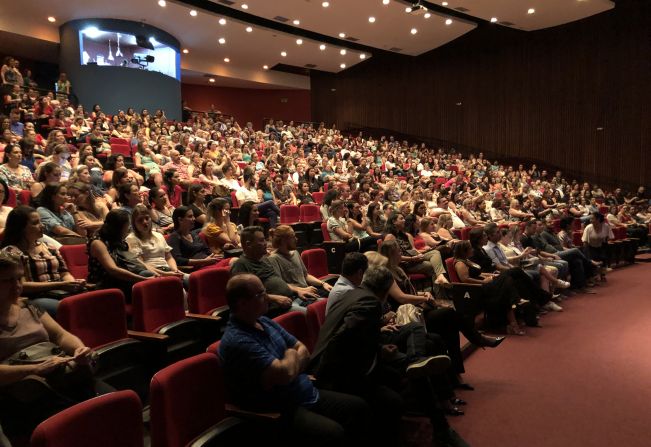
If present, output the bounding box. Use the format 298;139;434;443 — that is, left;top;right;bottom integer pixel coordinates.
296;181;314;205
186;183;207;229
116;183;143;215
126;204;186;284
66;182;104;238
0;206;86;317
346;201;380;245
453;241;525;335
106;167;132;208
418;218;445;250
236;201;260;233
365;202;386;238
36;183;85;245
202;198;240;256
272;175;297;205
0;144;34;192
404;201;427;236
0;178;11;238
88;209;151;302
0;251;103;439
30;162;61;204
582;212;613;281
383;211;449;291
148;186;175;234
133;141;162;187
435;214;461;248
508;199;534;222
162;169;183;208
488;198;509;224
326;200;377;253
102;154;142;188
166;206;218;269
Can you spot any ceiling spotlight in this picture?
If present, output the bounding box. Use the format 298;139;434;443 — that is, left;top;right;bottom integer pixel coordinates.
340;49;346;55
322;1;330;7
293;19;300;25
218;37;226;44
263;65;269;70
359;53;366;59
490;17;498;23
338;32;346;38
424;12;431;18
405;7;412;13
209;78;215;83
241;4;248;9
527;8;535;14
383;0;390;4
224;57;230;62
246;26;253;32
219;18;227;25
296;39;303;45
47;16;56;23
368;16;376;23
442;2;448;5
189;9;197;16
319;44;326;50
182;48;189;54
340;63;346;69
158;0;166;6
281;51;287;57
410;28;418;35
445;18;453;25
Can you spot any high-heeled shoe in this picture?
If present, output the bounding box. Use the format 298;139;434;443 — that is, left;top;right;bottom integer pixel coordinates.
506;324;526;336
479;335;506;348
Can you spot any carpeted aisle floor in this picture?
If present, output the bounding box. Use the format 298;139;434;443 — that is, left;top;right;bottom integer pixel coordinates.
447;263;651;447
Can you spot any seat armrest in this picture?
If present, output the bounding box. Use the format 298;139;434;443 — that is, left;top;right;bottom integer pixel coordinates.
318;274;340;285
449;282;482;288
224;404;281;422
127;330;169;341
209;305;230;318
187;418;244;447
94;338;142;357
187;312;222;322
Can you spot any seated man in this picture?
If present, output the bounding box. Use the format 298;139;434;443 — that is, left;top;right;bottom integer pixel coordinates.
311;266;470;447
267;225;332;300
539;217;598;283
219;274;370;447
231;226;309;316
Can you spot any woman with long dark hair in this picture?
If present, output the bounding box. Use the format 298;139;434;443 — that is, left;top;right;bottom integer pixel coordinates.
37;183;85;243
166;206;217;269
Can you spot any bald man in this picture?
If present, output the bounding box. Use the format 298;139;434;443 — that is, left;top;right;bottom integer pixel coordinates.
219;274;370;446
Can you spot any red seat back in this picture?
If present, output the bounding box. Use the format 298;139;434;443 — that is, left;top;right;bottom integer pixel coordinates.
572;230;583;247
230;191;239;208
598;205;609;215
305;299;328;347
132;277;185;332
207;339;220;357
150;353;226;447
187;267;230;314
413;235;426;250
59;244;88;280
109;137;130;146
111;143;132;157
6;188;16;207
445;257;461;282
18;189;31;206
312;192;325;205
460;226;473;241
274;311;312;351
321;222;331;241
280;204;300;224
58;289;129;348
31;390;143;447
299;204;321;222
301;248;329;278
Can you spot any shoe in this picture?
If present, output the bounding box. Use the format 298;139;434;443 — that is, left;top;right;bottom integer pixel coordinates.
552;293;563;301
479;335;505;348
406;355;451;379
507;324;526;336
543;302;563;312
554;279;571;289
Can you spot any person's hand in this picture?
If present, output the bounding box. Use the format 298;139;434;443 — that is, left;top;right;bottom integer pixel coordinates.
271;295;292;308
61;280;85;292
321;282;333;292
381;324;399;333
553;254;561;260
482;276;493;284
32;356;71;376
382;311;397;325
63;202;77;214
72;346;92;365
297;287;319;301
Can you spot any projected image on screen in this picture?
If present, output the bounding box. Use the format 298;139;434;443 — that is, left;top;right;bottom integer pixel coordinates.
79;27;180;80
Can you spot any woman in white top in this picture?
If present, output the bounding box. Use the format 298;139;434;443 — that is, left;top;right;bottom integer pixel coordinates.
582;212;613;279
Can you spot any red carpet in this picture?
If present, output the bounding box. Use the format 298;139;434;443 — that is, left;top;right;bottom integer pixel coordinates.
445;263;651;447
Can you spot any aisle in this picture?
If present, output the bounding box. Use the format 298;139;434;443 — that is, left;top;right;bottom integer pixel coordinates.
448;263;651;447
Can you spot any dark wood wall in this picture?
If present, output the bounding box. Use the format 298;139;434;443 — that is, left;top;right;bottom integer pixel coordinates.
311;0;650;190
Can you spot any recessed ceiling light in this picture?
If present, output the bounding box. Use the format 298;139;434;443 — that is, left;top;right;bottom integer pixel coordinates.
527;8;535;14
189;9;197;16
218;38;226;44
490;17;498;23
296;39;303;45
442;2;448;6
410;28;418;35
209;78;215;83
340;49;346;55
263;65;269;70
322;1;329;7
405;7;412;13
359;53;366;59
281;51;287;57
340;63;346;69
383;0;390;4
182;48;189;54
158;0;166;6
241;4;248;9
246;26;253;32
219;18;227;25
445;18;453;25
424;12;431;18
293;19;300;25
338;32;346;38
223;57;230;62
319;44;326;50
47;16;56;23
368;16;376;23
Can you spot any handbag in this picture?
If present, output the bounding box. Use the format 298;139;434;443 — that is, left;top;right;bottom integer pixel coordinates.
395;304;425;326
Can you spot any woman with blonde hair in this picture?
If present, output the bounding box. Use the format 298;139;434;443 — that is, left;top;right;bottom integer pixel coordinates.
201;198;240;256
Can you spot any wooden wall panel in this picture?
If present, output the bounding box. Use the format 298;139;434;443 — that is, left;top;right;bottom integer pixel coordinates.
311;0;650;190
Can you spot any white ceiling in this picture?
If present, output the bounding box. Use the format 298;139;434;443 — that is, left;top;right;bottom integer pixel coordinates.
0;0;617;90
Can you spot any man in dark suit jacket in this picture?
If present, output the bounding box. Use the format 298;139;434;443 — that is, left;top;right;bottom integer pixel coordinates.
310;266;471;447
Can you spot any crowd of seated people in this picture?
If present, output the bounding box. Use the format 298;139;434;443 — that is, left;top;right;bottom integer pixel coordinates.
0;87;649;446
